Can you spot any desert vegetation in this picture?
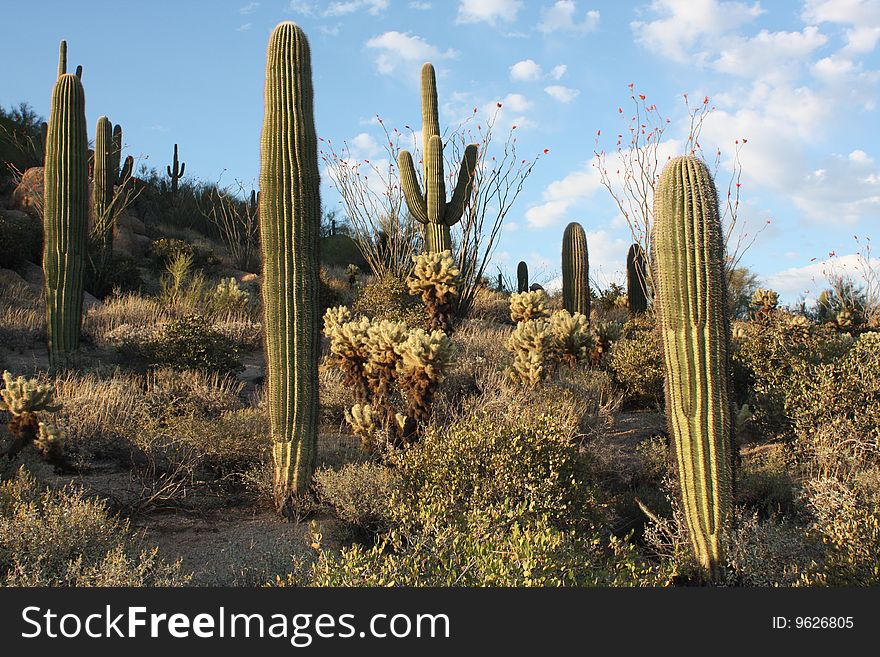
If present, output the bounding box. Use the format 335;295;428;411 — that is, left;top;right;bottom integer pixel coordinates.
0;23;878;589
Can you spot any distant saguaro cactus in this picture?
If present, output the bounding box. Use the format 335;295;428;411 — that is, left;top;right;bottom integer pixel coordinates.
517;260;529;293
653;155;733;579
562;221;589;317
43;73;89;364
93;116;115;253
56;40;82;79
399;62;478;253
259;21;321;515
626;243;648;315
112;123;134;184
166;143;185;195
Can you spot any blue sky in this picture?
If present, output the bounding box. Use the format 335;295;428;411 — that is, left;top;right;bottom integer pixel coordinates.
2;0;879;302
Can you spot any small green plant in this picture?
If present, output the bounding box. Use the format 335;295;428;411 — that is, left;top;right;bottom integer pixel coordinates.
507;318;555;385
145;315;243;376
159;250;205;311
609;313;664;406
354;275;428;327
209;277;250;315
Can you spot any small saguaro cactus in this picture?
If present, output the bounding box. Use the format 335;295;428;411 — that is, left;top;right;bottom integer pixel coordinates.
626;243;649;315
517;260;529;293
112;123;134;184
399;62;478;254
562;221;590;318
93;116;115;253
166;143;186;195
43;73;89;364
260;21;322;515
652;155;733;580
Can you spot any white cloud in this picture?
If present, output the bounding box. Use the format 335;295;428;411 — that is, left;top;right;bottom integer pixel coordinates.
713;27;828;82
544;85;580;102
456;0;523;25
551;64;568;79
766;252;880;301
510;59;543;81
365;31;457;75
409;1;432;8
525;163;601;228
288;0;315;14
349;132;382;158
325;0;389;16
538;1;600;33
239;2;260;14
236;23;252;31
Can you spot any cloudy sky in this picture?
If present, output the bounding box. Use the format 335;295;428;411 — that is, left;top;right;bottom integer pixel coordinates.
2;0;879;301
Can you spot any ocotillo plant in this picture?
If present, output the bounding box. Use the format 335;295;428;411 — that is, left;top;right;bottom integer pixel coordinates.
399;62;478;253
653;155;733;579
259;21;321;515
43;73;89;364
517;260;529;293
562;221;589;317
92;116;115;254
166;143;185;196
626;243;648;315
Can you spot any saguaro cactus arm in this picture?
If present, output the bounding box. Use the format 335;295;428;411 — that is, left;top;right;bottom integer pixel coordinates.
444;143;478;226
57;40;67;77
399;150;429;224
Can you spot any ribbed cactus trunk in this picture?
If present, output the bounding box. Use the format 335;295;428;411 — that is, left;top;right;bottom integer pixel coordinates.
653;155;733;580
562;221;589;317
260;21;321;515
93;116;114;254
399;63;478;254
517;260;529;293
626;243;649;315
43;74;88;364
167;143;185;196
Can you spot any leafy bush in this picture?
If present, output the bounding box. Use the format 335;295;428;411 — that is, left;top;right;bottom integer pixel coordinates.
354;275;427;327
0;210;41;269
0;468;188;586
314;462;398;534
800;498;880;586
608;313;664;406
144;314;243;376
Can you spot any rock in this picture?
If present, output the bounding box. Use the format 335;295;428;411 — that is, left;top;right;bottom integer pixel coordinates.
116;212;147;236
529;283;545;291
113;225;150;259
11;167;44;217
240;273;259;283
7;262;98;309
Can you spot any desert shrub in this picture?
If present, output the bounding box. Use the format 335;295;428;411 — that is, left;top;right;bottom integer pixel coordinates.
608;313;664;407
83;292;171;346
0;468;188;586
0;273;42;350
353;275;427;327
732;312;851;437
305;502;665;587
149;237;196;268
314;462;398;534
393;412;596;529
788;332;880;480
0;210;41;269
725;511;817;587
85;253;142;299
158;250;205;312
208;277;250;315
736;444;797;517
144;314;243;376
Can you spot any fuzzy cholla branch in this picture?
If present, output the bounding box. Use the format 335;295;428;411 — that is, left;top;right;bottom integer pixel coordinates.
35;421;66;462
548;310;593;368
395;328;453;423
0;371;61;416
510;289;551;323
407;250;460;333
507;319;555;385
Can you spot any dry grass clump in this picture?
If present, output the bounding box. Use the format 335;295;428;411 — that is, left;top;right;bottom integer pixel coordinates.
0;275;43;350
467;286;511;324
314;462;398;534
83;292;172;346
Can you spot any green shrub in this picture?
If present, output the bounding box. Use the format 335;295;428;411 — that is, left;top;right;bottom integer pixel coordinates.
608;313;664;406
314;462;398;534
0;468;188;586
144;314;243;376
0;210;41;269
85;253;142;299
736;445;796;517
800;502;880;586
353;275;427;327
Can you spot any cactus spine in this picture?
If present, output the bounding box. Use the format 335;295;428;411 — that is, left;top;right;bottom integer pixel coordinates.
93;116;114;253
653;155;733;579
166;143;185;195
626;243;649;315
562;221;589;317
399;63;478;253
259;22;321;514
43;74;88;363
517;260;529;293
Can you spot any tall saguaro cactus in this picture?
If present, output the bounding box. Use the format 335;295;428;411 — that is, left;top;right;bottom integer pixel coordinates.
93;116;115;253
626;243;649;315
399;63;478;253
517;260;529;293
562;221;589;317
43;74;89;363
166;143;185;196
653;155;733;579
259;21;321;515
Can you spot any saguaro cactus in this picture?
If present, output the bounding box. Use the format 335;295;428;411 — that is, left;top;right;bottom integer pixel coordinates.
57;41;82;79
166;143;185;195
112;124;133;184
517;260;529;293
562;221;589;317
653;155;733;579
93;116;114;252
43;74;89;363
626;243;648;315
259;21;321;515
399;63;478;253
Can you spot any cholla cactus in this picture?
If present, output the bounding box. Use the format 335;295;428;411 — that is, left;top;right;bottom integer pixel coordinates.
510;289;551;323
212;277;250;312
548;309;592;368
345;403;377;447
35;421;66;462
346;263;360;290
507;319;555;385
323;309;371;401
590;320;622;368
395;328;452;425
0;371;61;416
836;307;855;331
407;250;460;333
751;288;779;318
